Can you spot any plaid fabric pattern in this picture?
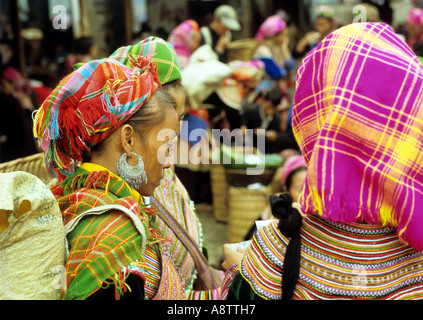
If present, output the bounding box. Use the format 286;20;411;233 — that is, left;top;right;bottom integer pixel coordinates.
52;167;150;300
110;36;182;84
33;58;160;181
292;23;423;251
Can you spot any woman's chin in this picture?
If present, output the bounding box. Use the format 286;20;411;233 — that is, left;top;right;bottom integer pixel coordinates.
139;180;161;197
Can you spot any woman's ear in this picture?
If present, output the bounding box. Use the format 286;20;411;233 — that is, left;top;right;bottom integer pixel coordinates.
119;124;145;167
119;124;136;155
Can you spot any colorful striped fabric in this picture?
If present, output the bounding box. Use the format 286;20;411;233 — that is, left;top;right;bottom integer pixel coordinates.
150;169;222;299
143;239;186;300
33;58;160;181
53;166;151;300
292;23;423;251
55;164;187;300
152;169;203;289
236;215;423;300
150;194;223;289
151;169;203;288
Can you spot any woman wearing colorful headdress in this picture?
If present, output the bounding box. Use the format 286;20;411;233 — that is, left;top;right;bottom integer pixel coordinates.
110;37;224;300
167;19;201;69
405;7;423;48
221;22;423;300
33;55;183;300
252;15;295;94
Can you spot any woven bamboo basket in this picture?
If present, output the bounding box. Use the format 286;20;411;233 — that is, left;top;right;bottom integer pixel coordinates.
0;153;56;186
227;38;257;62
227;185;272;243
210;164;229;222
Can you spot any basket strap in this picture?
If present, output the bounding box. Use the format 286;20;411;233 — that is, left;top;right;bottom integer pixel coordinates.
149;196;222;290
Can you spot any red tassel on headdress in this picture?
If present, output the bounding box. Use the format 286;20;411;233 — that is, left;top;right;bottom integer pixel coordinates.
34;58;162;181
128;55;162;89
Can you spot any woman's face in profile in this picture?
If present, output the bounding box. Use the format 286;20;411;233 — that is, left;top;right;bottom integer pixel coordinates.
132;97;180;197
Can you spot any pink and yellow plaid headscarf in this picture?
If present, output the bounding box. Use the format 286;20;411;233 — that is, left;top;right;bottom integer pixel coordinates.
255;15;286;41
33;57;161;181
293;23;423;251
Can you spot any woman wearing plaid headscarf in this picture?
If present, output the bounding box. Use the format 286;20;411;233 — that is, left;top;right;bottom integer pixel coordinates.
111;37;225;300
33;55;183;300
220;22;423;300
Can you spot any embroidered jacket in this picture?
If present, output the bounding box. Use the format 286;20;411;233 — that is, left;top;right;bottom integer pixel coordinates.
224;215;423;300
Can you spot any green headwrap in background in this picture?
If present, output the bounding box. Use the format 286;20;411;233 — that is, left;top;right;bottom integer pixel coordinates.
110;36;182;85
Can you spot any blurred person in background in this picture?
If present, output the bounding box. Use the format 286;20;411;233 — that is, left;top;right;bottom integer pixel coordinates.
199;4;241;63
404;7;423;48
293;5;337;59
63;36;98;76
253;14;295;95
0;38;38;163
240;87;283;154
168;19;201;69
0;65;37;163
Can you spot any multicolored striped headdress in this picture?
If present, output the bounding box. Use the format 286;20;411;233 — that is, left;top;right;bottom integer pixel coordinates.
33;57;161;181
293;23;423;251
110;36;181;85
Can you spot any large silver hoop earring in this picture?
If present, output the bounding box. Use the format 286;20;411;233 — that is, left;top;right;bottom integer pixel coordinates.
117;152;148;190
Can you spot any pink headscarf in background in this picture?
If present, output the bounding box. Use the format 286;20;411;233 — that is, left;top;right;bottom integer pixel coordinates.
280;155;306;186
255;15;286;41
168;19;200;68
406;7;423;47
407;7;423;25
1;65;31;94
